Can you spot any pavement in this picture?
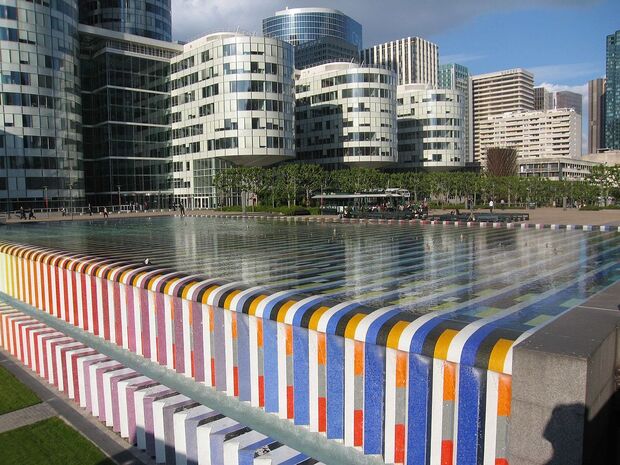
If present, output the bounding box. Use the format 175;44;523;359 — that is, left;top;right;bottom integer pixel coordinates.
2;206;620;226
0;349;154;465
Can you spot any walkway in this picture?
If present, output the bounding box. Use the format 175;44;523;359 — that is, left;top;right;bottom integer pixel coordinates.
0;350;154;465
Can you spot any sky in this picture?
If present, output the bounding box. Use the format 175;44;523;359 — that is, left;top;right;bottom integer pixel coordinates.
171;0;620;152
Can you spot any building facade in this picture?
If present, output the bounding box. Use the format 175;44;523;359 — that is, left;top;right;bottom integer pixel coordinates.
295;62;397;168
485;109;581;160
262;7;362;69
78;0;172;41
438;63;472;162
170;33;295;208
397;84;466;169
588;78;606;153
361;37;438;86
80;25;181;207
1;0;84;212
534;86;553;111
554;90;582;115
605;29;620;149
471;69;534;166
518;157;599;181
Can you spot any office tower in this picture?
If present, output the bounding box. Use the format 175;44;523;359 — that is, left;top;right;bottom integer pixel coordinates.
397;84;466;169
80;26;182;206
1;0;84;212
534;87;554;111
439;63;472;162
471;69;535;166
361;37;438;86
262;8;362;69
555;90;582;115
588;78;606;153
78;0;172;41
605;30;620;149
295;63;398;168
486;109;581;159
170;33;295;208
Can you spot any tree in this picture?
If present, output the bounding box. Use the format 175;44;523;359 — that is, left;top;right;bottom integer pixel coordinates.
486;147;518;177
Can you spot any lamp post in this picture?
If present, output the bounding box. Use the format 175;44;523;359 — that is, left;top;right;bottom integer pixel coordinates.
43;185;48;218
69;183;74;220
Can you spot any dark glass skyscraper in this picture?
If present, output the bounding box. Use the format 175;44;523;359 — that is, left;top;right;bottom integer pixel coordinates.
263;7;362;68
605;30;620;149
78;0;171;41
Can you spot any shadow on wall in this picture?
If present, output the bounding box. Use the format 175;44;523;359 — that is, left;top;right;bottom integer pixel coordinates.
543;392;619;465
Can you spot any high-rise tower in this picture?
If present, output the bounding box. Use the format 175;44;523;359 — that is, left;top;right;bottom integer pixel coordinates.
605;30;620;149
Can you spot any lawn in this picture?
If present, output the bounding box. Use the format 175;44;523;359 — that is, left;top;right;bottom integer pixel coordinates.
0;417;115;465
0;364;40;414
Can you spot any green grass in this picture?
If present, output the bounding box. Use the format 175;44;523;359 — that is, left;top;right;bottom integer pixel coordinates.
0;364;40;414
0;417;115;465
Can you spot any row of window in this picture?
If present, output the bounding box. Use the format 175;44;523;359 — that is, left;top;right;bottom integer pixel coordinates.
1;92;57;109
172;124;203;139
319;73;393;88
0;155;67;169
1;50;68;72
1;71;54;88
0;5;17;20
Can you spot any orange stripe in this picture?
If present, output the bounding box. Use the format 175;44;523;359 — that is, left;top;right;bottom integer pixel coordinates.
276;300;297;323
497;374;511;416
344;313;365;339
224;290;241;310
395;350;408;388
285;325;293;355
231;313;237;339
257;319;263;347
200;285;219;304
317;333;326;365
488;338;514;373
434;329;459;360
248;295;267;316
443;362;456;401
386;320;410;350
354;341;364;375
308;306;330;331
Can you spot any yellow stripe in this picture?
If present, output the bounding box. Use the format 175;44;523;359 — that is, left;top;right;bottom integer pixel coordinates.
163;277;179;295
344;313;366;339
386;320;411;350
308;306;330;331
276;300;297;323
224;290;241;310
433;329;459;360
200;285;219;304
248;295;267;316
181;281;198;300
488;338;514;373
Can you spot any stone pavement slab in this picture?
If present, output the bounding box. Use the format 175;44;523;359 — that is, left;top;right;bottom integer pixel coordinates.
0;402;55;434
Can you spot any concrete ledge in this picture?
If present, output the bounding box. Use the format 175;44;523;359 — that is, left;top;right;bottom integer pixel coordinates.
508;282;620;465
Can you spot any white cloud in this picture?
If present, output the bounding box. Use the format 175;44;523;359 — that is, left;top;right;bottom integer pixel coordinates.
529;63;600;84
171;0;599;45
440;53;487;65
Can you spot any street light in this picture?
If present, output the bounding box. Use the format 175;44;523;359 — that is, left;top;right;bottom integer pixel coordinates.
69;183;74;220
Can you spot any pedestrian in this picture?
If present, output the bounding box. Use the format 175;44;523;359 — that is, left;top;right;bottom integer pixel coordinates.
61;207;66;217
88;203;93;216
489;199;494;213
28;209;36;220
103;207;109;218
180;203;186;217
500;199;505;210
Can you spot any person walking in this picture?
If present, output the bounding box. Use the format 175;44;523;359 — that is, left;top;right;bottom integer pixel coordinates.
489;199;494;214
180;203;186;217
88;204;93;216
19;206;26;220
28;209;36;220
103;207;109;218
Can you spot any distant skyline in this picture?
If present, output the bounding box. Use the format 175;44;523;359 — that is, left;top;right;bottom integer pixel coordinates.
172;0;619;153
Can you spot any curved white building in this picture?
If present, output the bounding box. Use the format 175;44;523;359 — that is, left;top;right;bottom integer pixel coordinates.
295;62;398;168
397;84;466;169
170;33;295;208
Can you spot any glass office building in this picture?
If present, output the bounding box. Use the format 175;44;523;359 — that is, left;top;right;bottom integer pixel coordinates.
1;0;84;211
78;0;172;41
263;8;362;69
605;29;620;149
80;26;182;206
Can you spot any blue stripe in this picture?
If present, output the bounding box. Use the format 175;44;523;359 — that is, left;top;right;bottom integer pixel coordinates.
363;342;385;455
406;353;432;465
237;313;251;401
293;326;309;425
263;319;279;413
456;364;485;465
280;453;310;465
365;308;403;344
325;303;361;335
238;437;273;465
326;334;344;439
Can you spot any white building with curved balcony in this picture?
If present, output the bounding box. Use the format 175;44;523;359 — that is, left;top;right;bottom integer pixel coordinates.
397;84;466;169
295;62;398;168
170;33;295;208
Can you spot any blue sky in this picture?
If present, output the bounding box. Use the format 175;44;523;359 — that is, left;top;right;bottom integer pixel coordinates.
432;1;618;86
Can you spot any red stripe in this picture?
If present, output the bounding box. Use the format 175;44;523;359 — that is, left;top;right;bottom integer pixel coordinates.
495;460;509;465
286;385;294;419
318;397;326;433
441;440;454;465
81;274;89;331
91;276;99;336
211;358;216;387
71;272;79;325
394;423;406;464
354;410;363;446
233;366;239;397
258;375;265;407
113;282;122;346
